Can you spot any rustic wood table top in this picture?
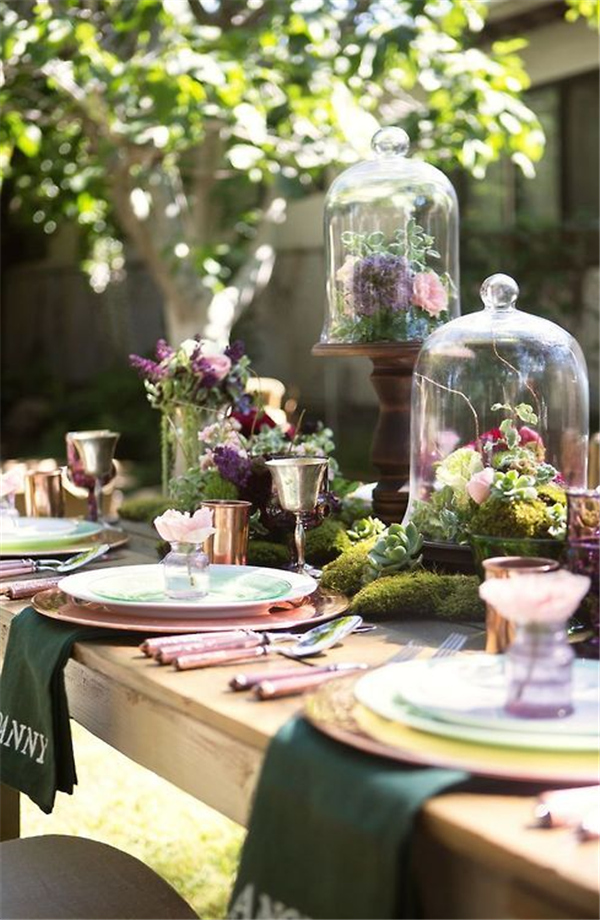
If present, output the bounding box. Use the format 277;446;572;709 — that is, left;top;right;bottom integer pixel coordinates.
1;544;598;919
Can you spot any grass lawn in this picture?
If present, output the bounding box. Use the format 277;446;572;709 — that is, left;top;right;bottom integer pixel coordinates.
21;722;245;919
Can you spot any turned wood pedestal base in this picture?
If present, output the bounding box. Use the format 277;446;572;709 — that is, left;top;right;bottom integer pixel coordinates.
312;342;420;524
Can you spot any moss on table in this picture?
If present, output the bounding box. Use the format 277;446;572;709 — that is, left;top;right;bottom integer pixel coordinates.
349;570;485;622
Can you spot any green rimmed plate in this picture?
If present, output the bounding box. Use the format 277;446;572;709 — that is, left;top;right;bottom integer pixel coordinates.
58;564;317;618
0;518;103;553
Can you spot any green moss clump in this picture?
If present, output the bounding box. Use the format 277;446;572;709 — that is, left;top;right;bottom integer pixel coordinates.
470;497;553;538
319;539;376;596
246;540;290;569
437;576;486;620
198;471;239;502
537;483;567;506
349;570;485;622
119;496;171;523
305;518;352;566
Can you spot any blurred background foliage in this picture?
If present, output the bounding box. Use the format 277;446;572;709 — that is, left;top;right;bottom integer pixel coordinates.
0;0;598;480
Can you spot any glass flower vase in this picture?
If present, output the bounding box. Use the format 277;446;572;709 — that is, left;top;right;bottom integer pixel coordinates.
162;541;209;600
505;622;574;718
160;405;211;495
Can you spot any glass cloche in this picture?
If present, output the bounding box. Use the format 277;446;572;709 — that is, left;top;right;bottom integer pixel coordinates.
321;126;459;346
406;274;589;545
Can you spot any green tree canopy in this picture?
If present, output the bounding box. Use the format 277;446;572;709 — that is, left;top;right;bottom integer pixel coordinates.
1;0;546;345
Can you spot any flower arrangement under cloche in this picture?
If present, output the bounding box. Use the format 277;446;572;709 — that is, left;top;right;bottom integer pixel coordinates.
321;126;460;346
406;273;589;547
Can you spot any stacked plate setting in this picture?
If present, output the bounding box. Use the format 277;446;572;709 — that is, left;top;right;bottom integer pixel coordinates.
0;517;103;556
58;564;317;619
354;654;599;753
29;564;323;633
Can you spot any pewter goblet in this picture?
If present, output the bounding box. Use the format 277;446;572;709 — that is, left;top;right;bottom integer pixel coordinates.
266;457;328;576
69;430;120;524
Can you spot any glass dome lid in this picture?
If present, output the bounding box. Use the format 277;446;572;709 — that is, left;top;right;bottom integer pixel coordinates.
406;273;589;545
321;126;459;346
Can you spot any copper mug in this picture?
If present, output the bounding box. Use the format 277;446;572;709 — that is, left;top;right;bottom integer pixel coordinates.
482;556;561;653
24;469;65;518
200;500;252;565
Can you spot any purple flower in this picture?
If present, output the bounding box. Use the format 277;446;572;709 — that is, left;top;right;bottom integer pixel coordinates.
213;446;252;488
129;353;165;381
352;253;413;316
191;356;221;388
155;339;175;361
225;340;246;363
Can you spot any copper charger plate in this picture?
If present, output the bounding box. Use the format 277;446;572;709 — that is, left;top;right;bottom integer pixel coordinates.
0;528;128;558
304;675;599;785
32;587;348;633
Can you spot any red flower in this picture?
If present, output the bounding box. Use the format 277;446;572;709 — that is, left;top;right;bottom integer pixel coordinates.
466;428;507;453
231;407;278;438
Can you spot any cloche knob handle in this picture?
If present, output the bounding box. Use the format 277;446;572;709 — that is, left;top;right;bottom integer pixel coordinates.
480;273;519;311
371;127;409;158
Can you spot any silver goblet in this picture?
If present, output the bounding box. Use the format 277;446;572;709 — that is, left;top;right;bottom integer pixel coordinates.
69;430;120;525
266;457;328;576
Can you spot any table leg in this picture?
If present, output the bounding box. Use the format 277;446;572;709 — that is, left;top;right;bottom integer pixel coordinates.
1;784;20;840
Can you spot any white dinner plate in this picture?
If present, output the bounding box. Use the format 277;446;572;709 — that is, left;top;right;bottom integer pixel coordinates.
354;655;599;738
58;564;317;617
0;517;103;552
354;662;599;752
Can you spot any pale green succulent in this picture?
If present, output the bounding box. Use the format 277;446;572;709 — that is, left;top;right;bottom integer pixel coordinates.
490;469;537;502
362;522;423;584
347;516;387;544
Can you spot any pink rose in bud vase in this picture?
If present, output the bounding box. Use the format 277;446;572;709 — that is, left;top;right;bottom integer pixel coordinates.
412;272;448;317
466;467;495;505
479;571;591;625
154;508;216;545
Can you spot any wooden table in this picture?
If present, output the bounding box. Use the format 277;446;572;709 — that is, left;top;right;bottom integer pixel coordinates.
1;548;598;919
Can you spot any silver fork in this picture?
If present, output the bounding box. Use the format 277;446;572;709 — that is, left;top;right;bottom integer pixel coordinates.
432;631;467;659
387;639;423;664
388;631;467;665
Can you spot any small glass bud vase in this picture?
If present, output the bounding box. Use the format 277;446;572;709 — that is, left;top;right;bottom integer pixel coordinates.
505;622;574;719
162;541;209;600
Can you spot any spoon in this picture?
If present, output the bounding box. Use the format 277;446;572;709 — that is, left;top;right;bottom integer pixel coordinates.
173;615;363;671
0;543;112;578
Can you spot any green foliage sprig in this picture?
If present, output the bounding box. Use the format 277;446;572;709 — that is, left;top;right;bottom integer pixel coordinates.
340;220;440;269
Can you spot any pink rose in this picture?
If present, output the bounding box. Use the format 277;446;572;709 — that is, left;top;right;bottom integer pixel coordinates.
519;426;543;447
154;508;216;545
412;272;448;317
204;354;232;382
479;571;590;625
466;467;494;505
0;468;25;498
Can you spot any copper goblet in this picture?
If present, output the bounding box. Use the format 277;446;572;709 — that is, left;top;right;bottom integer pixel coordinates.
266;457;328;576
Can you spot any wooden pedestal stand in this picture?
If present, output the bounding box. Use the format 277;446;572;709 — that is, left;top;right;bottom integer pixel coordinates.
312;342;421;524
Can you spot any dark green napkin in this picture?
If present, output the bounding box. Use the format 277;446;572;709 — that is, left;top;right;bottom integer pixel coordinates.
229;716;468;920
0;607;121;814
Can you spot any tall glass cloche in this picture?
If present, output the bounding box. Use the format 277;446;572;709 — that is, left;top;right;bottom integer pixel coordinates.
321;126;459;345
406;274;589;545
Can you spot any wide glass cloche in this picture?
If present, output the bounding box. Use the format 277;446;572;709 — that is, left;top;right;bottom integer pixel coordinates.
406;274;589;545
321;126;459;345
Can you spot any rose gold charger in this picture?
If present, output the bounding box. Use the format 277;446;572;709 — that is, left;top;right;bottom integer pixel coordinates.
304;675;599;785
